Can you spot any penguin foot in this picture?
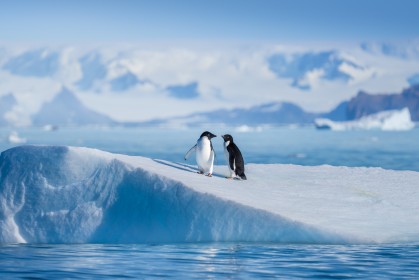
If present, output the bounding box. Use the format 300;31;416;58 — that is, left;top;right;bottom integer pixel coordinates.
225;176;233;179
206;173;213;177
197;171;204;175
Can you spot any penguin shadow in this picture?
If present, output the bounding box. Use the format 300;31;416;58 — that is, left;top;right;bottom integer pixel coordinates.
153;159;196;173
153;159;226;179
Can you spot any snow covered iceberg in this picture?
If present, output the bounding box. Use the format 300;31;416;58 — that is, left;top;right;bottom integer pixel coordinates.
314;108;415;131
1;146;419;244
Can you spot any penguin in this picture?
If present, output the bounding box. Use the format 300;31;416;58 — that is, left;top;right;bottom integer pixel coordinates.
184;131;217;177
222;134;247;180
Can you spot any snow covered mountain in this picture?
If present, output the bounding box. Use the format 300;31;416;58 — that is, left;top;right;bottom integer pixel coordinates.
2;83;417;128
267;50;369;90
110;71;142;92
76;51;108;91
408;73;419;87
3;48;61;78
32;87;116;126
144;102;318;127
141;85;419;127
1;145;418;244
327;85;419;122
0;42;418;123
347;87;418;121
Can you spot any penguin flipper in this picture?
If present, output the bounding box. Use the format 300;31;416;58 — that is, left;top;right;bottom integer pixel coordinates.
184;144;197;160
210;141;217;162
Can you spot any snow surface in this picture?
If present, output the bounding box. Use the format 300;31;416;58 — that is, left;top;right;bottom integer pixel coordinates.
1;146;418;244
314;108;415;131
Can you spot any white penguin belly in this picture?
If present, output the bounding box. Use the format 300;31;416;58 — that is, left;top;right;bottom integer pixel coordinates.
196;138;214;172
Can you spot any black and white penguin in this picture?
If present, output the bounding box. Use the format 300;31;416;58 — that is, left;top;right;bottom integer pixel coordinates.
184;131;217;177
222;134;247;180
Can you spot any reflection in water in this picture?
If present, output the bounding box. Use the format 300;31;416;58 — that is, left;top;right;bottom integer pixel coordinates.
1;243;418;279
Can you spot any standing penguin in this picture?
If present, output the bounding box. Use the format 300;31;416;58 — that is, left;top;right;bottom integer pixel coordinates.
222;134;247;180
184;131;217;177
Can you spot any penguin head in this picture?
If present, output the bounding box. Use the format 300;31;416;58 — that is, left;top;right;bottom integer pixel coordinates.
221;134;233;142
200;131;217;140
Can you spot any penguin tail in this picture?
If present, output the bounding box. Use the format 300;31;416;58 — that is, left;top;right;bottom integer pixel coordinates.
239;173;247;180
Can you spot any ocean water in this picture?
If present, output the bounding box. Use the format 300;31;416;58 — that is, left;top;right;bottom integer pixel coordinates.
1;126;419;279
1;126;419;171
1;243;419;279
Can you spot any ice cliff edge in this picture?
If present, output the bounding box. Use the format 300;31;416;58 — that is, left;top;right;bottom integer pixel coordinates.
1;145;418;244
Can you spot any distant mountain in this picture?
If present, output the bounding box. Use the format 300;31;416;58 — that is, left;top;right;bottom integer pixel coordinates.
325;85;419;121
320;101;349;122
32;88;116;126
267;50;367;90
1;44;418;125
0;93;18;126
110;71;141;92
144;102;318;127
408;73;419;87
3;48;61;77
26;85;419;127
1;46;373;94
349;85;419;121
166;82;200;99
143;85;419;127
76;52;108;90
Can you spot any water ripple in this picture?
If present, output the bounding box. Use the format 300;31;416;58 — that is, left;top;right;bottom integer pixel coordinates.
1;243;419;279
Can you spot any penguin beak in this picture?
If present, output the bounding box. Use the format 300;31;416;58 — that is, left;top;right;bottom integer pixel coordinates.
210;133;217;139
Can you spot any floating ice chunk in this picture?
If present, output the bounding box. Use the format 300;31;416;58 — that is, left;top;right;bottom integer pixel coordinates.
315;108;415;131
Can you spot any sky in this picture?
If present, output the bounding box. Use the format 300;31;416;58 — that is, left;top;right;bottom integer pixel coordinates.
1;0;419;43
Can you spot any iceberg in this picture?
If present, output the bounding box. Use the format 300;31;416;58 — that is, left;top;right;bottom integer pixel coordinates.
1;146;419;244
314;108;415;131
